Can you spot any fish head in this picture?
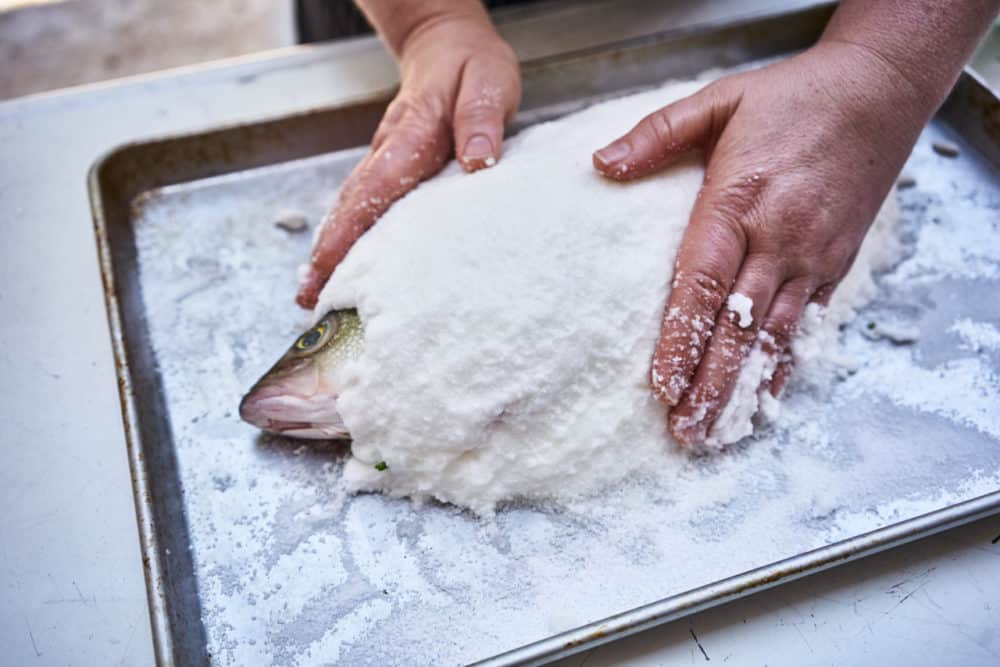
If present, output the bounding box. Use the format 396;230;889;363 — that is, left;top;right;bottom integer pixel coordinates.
239;308;362;439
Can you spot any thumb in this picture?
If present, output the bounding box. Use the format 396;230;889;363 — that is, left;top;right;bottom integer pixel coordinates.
452;52;521;172
593;82;734;181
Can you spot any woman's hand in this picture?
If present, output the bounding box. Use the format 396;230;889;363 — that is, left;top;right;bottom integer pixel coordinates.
297;4;520;308
592;41;931;446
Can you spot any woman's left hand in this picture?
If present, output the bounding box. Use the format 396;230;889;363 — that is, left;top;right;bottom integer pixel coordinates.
592;41;927;445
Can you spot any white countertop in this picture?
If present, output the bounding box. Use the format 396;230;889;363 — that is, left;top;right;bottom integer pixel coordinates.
1;1;997;664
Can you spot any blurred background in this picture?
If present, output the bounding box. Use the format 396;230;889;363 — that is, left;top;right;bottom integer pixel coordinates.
2;0;999;102
0;0;295;100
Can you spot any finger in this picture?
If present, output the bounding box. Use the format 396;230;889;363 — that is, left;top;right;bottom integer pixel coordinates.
294;153;374;308
593;83;732;181
766;358;794;398
764;282;837;396
296;105;451;308
453;54;521;172
649;189;748;407
756;279;812;398
668;256;783;445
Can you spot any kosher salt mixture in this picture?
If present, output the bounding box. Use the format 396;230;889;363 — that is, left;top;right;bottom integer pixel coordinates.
317;80;901;515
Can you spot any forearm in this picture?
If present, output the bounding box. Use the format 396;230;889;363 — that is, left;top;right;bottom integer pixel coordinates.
354;0;494;57
822;0;998;113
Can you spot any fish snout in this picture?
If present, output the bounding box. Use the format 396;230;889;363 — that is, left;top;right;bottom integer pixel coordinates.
239;378;350;440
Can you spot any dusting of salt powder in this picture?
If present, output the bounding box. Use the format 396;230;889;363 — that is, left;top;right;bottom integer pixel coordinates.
950;318;1000;352
314;80;902;515
726;292;754;328
844;353;1000;440
291;596;393;665
822;471;1000;537
887;205;1000;285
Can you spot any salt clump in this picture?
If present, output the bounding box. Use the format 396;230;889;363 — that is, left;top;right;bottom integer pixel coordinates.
726;292;754;328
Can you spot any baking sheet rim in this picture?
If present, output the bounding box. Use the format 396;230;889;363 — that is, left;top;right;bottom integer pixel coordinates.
475;490;1000;665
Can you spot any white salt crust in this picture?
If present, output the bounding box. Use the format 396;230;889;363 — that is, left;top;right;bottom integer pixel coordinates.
317;79;901;514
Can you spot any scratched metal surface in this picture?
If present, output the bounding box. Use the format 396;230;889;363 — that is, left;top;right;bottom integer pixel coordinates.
122;86;1000;664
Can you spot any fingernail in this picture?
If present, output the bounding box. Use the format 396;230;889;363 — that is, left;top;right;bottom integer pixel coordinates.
461;134;496;167
651;365;683;406
660;387;682;407
295;269;318;308
295;289;316;309
594;140;631;169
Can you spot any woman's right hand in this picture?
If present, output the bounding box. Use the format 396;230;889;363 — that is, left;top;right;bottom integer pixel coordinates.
296;3;521;308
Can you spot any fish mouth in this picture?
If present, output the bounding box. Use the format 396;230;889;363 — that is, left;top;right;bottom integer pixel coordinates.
239;385;350;440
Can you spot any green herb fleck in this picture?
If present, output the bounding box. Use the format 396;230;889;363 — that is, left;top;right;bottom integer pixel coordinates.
867;322;876;330
374;461;388;471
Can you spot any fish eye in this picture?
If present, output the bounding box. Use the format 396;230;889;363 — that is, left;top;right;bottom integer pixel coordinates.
294;320;331;352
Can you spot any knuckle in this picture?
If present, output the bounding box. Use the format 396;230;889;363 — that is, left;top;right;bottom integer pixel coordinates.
650;353;689;404
702;77;735;101
381;92;450;137
700;81;737;138
458;75;520;125
393;91;447;118
493;41;519;67
762;317;796;351
712;177;768;228
810;281;838;305
454;96;505;125
719;313;759;348
797;240;853;287
486;47;521;80
783;194;825;231
684;269;729;314
644;108;678;149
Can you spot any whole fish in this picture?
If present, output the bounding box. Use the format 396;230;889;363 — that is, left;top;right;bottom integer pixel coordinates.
239;309;362;439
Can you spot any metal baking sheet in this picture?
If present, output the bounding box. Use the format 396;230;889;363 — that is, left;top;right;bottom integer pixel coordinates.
89;5;1000;666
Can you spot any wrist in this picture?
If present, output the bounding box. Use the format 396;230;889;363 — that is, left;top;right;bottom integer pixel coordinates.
818;0;998;117
359;0;494;59
400;13;497;61
768;39;932;173
806;39;938;134
814;35;944;114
